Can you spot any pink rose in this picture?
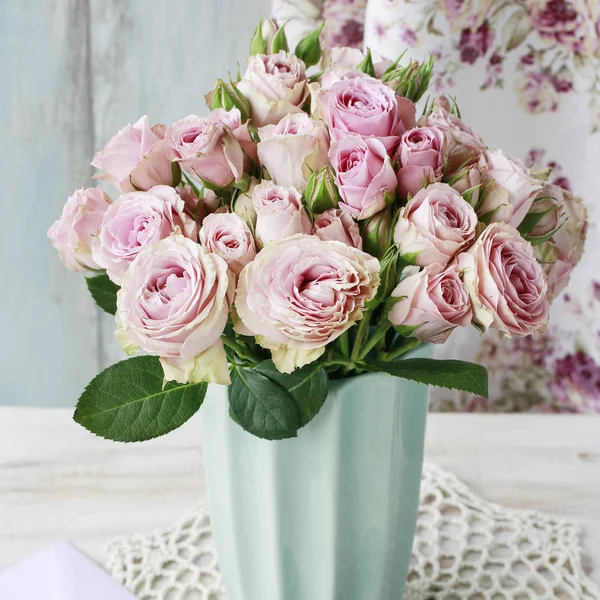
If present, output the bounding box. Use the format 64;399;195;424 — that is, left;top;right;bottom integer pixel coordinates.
324;77;416;153
458;222;549;336
47;187;111;272
330;135;397;220
199;212;256;275
91;115;174;193
540;184;587;299
116;235;233;385
258;113;330;192
313;209;363;249
165;113;246;189
396;126;446;199
425;97;486;175
388;263;473;343
237;51;309;126
481;150;542;227
92;185;198;284
235;235;380;372
394;183;478;266
252;181;312;246
515;72;560;114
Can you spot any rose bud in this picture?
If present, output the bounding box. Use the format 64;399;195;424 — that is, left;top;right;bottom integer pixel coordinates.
330;135;397;220
250;18;280;55
258;113;330;192
450;161;483;208
252;180;312;247
388;263;473;343
478;150;542;228
92;185;197;284
205;80;251;124
396;126;445;199
538;185;587;299
200;212;257;276
304;166;342;214
48;187;111;272
165;112;246;189
237;51;309;127
235;235;380;373
394;182;478;267
361;209;393;258
381;56;434;103
324;77;416;153
313;209;363;249
520;183;566;238
425;97;486;175
116;235;234;385
91;115;174;193
458;222;549;337
232;178;259;231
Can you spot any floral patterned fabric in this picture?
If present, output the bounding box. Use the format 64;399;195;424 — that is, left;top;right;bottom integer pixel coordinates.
274;0;600;413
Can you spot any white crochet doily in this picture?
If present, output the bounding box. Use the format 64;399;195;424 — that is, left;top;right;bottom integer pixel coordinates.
105;463;600;599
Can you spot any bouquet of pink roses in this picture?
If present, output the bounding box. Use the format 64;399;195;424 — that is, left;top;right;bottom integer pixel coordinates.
48;20;586;441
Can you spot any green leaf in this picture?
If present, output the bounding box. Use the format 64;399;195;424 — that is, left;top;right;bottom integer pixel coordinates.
228;366;300;440
294;22;325;68
360;358;489;398
74;356;207;442
255;361;328;428
271;25;289;53
356;48;376;77
86;274;120;315
170;161;182;188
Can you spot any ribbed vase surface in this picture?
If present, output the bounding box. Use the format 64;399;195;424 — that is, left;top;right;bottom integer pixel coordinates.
202;347;430;600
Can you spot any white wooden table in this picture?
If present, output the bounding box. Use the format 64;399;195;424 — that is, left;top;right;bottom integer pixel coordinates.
1;408;599;586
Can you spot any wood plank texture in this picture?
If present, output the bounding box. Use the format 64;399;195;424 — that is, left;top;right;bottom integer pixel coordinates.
0;410;598;587
0;0;101;406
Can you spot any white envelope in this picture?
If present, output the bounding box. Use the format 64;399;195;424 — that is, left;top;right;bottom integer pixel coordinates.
0;541;138;599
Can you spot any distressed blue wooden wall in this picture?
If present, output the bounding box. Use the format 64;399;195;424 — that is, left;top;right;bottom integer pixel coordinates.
1;0;270;406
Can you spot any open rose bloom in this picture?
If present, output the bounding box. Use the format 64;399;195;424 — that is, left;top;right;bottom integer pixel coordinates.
49;20;587;442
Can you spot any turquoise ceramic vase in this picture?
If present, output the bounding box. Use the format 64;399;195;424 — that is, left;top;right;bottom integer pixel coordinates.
201;345;431;600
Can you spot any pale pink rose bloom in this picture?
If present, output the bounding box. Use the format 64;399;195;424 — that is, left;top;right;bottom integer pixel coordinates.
165;113;246;189
91;115;173;193
116;235;233;385
325;77;416;153
388;263;473;344
237;51;308;127
458;222;549;337
515;72;560;115
397;126;446;199
92;185;198;284
481;150;542;228
330;135;397;220
252;180;312;246
48;187;111;272
313;209;363;249
199;212;256;275
235;235;380;372
541;184;588;299
394;182;478;267
258;113;330;192
425;97;486;174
